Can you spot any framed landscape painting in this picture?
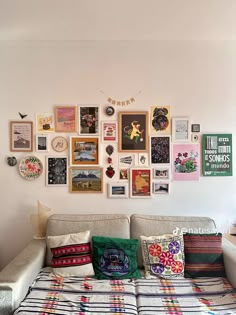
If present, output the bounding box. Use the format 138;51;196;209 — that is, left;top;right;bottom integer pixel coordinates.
55;105;78;132
107;183;128;198
69;167;103;193
10;121;33;152
78;105;99;135
70;137;99;166
118;111;148;152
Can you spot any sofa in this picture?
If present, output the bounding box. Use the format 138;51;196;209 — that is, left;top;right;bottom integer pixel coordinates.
0;213;236;315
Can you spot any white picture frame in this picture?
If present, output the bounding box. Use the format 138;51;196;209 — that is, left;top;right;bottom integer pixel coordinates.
153;166;170;180
153;181;170;194
78;105;100;135
107;183;129;199
35;134;49;152
172;117;191;142
46;156;68;186
101;121;117;142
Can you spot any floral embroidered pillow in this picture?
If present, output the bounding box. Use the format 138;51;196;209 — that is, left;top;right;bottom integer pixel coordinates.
141;234;185;278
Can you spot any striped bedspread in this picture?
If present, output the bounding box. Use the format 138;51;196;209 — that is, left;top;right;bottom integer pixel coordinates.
14;268;236;315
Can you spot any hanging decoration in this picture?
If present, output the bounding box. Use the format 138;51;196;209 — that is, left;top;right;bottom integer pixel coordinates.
99;90;141;106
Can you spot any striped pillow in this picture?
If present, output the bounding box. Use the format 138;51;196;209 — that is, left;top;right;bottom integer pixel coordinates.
183;233;225;278
48;231;94;277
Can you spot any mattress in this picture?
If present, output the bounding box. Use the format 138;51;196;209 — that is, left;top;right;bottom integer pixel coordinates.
14;268;236;315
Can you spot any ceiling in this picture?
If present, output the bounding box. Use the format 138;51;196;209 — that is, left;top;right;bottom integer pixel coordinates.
0;0;235;41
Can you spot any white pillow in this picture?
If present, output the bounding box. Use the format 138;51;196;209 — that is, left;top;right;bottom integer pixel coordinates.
47;231;95;277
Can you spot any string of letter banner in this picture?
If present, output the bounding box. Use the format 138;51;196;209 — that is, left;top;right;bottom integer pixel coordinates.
99;90;142;106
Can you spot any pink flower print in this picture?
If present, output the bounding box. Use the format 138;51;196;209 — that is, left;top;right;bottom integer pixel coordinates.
159;251;174;267
171;261;183;274
183;152;188;157
148;244;162;257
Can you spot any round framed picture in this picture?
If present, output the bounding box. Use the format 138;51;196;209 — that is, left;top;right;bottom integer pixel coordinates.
51;136;68;152
105;106;115;116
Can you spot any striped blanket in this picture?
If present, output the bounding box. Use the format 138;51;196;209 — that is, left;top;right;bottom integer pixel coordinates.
14;268;236;315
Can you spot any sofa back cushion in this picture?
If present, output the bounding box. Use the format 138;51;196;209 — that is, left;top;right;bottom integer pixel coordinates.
46;214;130;266
130;214;216;268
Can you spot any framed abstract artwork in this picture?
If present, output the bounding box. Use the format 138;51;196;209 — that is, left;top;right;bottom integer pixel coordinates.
10;121;33;152
150;136;171;164
46;156;68;186
172;117;191;142
118;111;148;152
130;168;152;198
70;137;99;166
55;105;78;132
78;105;99;135
69;167;103;193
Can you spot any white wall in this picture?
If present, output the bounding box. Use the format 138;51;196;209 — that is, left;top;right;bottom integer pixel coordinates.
0;1;235;270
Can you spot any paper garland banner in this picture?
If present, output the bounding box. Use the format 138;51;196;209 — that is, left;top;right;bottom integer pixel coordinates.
100;90;141;106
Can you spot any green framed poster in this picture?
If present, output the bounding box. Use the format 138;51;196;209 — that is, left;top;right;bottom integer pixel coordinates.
202;134;233;176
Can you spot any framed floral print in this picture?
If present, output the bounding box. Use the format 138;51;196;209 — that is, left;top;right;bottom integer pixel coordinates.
10;121;33;152
172;117;191;142
118;111;148;152
36;113;54;132
130;168;152;198
78;105;99;135
46;156;68;186
70;136;99;166
150;136;171;164
69;167;103;193
55;105;78;132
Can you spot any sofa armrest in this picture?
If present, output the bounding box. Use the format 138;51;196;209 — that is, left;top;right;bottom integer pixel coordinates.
222;237;236;287
0;239;46;315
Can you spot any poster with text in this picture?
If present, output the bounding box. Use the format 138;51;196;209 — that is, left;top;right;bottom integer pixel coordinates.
202;134;232;176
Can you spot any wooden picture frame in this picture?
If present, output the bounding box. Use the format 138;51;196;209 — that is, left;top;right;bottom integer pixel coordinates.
150;136;171;164
36;134;49;152
69;167;103;193
78;105;99;135
70;136;99;166
55;105;78;132
118;111;148;152
46;156;68;186
107;183;129;198
10;121;33;152
130;168;152;198
172;117;191;142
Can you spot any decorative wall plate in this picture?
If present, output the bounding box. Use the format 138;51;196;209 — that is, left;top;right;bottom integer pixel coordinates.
51;136;68;152
105;106;115;116
19;156;43;180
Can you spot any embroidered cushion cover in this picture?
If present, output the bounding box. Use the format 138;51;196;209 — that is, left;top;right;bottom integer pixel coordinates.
47;231;94;277
141;234;185;278
92;235;141;279
183;233;225;278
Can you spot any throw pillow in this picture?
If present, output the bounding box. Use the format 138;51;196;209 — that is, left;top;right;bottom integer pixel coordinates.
92;236;141;279
183;233;225;278
47;231;95;277
141;234;185;279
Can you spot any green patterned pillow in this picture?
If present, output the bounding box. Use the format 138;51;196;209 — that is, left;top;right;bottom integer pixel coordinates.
141;234;185;278
184;233;225;278
92;236;141;280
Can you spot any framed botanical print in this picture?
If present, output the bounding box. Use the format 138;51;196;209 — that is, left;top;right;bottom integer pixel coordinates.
69;167;103;193
55;105;78;132
36;113;54;132
101;121;117;142
172;117;191;142
150;136;171;164
78;105;99;135
36;135;49;152
130;168;152;198
107;183;129;198
118;111;148;152
70;136;99;166
150;105;171;134
46;156;68;186
10;121;33;152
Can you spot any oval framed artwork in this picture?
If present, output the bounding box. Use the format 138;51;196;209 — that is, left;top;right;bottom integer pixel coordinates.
51;136;68;152
19;156;43;180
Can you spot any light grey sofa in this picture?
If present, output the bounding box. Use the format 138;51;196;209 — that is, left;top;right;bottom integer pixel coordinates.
0;213;236;315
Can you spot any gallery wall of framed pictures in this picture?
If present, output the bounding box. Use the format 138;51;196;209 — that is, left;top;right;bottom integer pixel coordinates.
8;104;233;198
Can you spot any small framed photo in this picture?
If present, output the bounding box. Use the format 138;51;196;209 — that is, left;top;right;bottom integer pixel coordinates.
130;168;152;198
36;135;49;152
153;182;170;194
107;183;128;198
191;124;200;133
172;117;191;142
69;167;103;193
10;121;33;152
78;105;99;135
55;105;78;132
101;121;117;142
46;156;68;186
138;153;149;166
118;111;149;152
36;113;54;132
51;136;68;152
119;154;135;168
153;166;170;180
70;137;99;166
119;168;129;180
150;136;170;164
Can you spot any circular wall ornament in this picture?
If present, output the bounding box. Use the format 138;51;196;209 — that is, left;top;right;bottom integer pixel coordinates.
19;156;43;180
51;136;68;152
105;106;115;116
